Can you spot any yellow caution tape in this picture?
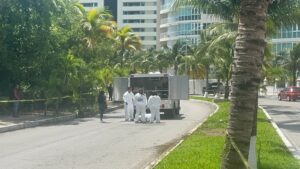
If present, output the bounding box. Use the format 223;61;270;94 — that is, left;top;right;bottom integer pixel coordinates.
0;92;94;103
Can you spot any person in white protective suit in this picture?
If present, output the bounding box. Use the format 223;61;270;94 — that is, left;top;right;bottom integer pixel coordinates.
123;87;134;121
134;89;147;123
148;92;161;123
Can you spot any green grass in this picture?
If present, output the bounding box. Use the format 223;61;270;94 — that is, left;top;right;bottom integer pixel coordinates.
154;97;300;169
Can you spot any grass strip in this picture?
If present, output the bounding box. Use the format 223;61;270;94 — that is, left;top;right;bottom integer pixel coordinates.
154;96;300;169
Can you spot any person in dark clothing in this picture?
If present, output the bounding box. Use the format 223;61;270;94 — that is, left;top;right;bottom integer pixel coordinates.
107;84;113;101
98;90;107;122
12;84;22;117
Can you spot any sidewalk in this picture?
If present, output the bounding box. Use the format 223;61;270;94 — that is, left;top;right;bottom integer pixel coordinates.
0;101;123;133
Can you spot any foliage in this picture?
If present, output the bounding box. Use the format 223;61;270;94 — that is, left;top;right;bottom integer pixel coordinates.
0;0;139;100
155;97;300;169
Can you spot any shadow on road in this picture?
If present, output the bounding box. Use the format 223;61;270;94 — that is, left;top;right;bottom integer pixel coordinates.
277;120;300;133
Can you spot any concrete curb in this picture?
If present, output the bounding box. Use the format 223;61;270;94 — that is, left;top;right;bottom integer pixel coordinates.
0;104;123;134
259;106;300;160
144;99;219;169
0;114;76;133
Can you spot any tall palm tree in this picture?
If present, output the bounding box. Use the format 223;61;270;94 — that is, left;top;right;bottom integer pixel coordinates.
76;6;115;48
196;29;220;92
169;41;185;75
174;0;300;168
155;46;172;73
289;43;300;86
115;26;142;67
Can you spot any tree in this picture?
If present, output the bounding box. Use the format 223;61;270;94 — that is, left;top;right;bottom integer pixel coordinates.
289;43;300;86
155;46;172;73
174;0;300;168
115;26;142;67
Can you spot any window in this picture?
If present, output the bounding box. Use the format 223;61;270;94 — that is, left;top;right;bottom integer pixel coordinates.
123;19;145;23
123;2;145;6
124;11;145;15
81;2;98;7
132;28;145;32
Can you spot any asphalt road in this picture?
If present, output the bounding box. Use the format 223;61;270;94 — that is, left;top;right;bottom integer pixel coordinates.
0;100;215;169
259;97;300;158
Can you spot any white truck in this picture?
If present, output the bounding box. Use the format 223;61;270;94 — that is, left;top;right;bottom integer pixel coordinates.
113;73;189;117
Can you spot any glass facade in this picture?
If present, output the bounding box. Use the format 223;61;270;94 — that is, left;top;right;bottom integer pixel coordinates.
160;0;219;47
272;25;300;54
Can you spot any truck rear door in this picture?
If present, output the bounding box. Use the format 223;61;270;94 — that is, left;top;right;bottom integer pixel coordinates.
169;76;189;100
113;77;128;101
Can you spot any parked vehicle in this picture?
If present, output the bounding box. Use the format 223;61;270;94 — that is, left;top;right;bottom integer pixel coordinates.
113;73;189;117
278;86;300;101
202;82;225;95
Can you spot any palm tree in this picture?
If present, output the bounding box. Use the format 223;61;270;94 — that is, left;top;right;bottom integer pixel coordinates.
289;43;300;86
169;41;185;75
196;29;219;93
115;26;142;67
174;0;300;168
77;7;115;48
155;46;172;73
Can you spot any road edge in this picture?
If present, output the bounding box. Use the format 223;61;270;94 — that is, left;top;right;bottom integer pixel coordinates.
259;106;300;160
0;104;123;134
144;99;219;169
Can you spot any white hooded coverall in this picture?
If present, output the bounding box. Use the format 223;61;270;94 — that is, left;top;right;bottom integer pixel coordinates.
123;91;134;121
134;93;147;122
148;95;161;123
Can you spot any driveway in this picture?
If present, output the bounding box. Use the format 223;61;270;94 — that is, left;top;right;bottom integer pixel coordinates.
259;97;300;158
0;100;215;169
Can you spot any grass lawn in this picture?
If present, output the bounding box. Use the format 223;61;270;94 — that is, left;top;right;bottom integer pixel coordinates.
154;96;300;169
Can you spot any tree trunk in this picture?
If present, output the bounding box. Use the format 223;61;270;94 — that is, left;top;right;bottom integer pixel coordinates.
221;1;270;169
205;65;209;89
292;64;296;86
224;78;230;99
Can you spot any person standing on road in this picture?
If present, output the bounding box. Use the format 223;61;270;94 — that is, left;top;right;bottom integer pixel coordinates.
12;84;22;117
98;90;107;122
123;87;134;121
148;92;161;123
107;84;113;101
134;89;147;123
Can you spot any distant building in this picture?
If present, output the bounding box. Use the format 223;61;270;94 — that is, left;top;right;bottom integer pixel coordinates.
159;0;221;48
272;25;300;54
118;0;159;49
104;0;118;21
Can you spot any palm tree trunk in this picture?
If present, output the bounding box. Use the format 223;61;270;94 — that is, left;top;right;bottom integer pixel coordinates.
205;65;209;89
224;78;230;99
221;1;270;169
293;64;297;86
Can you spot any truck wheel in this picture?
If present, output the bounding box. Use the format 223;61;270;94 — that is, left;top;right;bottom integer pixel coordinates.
278;95;282;101
287;96;291;101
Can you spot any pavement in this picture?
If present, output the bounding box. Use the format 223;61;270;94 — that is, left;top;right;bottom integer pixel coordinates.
0;101;123;133
0;100;216;169
259;96;300;160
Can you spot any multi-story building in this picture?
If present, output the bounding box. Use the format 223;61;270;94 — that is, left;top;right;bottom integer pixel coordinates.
79;0;104;10
272;25;300;54
159;0;221;48
104;0;118;21
118;0;159;49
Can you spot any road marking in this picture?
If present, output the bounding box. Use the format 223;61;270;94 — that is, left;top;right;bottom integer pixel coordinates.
259;106;300;160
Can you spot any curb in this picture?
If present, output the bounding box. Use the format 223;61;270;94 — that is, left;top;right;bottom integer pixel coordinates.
259;106;300;160
0;104;123;134
0;114;76;133
144;99;219;169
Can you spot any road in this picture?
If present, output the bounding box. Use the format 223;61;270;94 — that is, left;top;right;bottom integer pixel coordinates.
259;97;300;158
0;100;215;169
